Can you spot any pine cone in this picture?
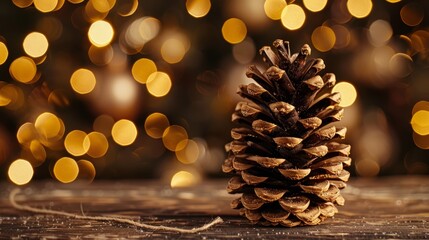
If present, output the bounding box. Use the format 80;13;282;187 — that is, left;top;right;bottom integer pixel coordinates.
223;40;351;227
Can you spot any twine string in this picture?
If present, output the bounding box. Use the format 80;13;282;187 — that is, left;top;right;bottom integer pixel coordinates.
9;189;223;234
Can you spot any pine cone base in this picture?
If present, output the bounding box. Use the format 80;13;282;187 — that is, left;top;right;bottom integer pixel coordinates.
223;40;351;227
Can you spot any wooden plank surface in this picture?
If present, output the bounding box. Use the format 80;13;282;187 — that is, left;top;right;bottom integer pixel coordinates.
1;176;428;239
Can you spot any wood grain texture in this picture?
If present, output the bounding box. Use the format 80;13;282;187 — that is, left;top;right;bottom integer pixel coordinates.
1;176;428;239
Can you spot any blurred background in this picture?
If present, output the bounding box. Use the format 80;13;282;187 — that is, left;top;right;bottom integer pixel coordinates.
1;0;428;186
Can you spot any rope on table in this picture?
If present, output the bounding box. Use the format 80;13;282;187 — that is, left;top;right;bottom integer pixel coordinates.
9;189;224;234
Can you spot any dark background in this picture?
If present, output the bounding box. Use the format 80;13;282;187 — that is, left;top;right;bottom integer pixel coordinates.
1;0;428;184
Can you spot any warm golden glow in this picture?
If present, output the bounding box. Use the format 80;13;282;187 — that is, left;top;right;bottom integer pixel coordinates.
369;20;393;46
34;112;65;141
91;0;114;13
17;122;37;146
132;58;157;84
70;68;96;94
88;20;114;47
83;131;109;158
264;0;286;20
411;110;429;135
347;0;372;18
311;26;336;52
386;0;401;2
222;18;247;44
162;125;188;151
146;71;172;97
0;83;24;110
8;159;34;185
175;139;199;164
64;130;89;156
281;4;306;30
124;17;160;50
161;38;186;64
77;159;96;183
303;0;327;12
0;42;8;65
12;0;33;8
111;119;138;146
34;0;58;13
144;112;170;139
400;3;424;27
30;140;46;166
9;56;37;84
110;75;138;105
53;157;79;183
412;101;429;115
170;170;199;188
186;0;211;18
23;32;49;58
332;82;357;107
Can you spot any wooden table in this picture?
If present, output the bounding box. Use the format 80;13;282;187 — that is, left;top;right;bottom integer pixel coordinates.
1;176;428;239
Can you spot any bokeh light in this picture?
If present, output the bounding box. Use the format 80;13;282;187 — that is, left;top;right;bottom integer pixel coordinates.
264;0;286;20
413;132;429;150
88;45;114;66
12;0;33;8
222;18;247;44
30;140;47;166
146;71;172;97
64;130;89;156
368;20;393;47
124;17;160;51
303;0;328;12
88;20;114;47
70;68;96;94
77;159;96;183
411;110;429;136
17;122;38;146
34;112;65;142
34;0;58;13
332;25;351;49
170;170;199;188
8;159;34;185
186;0;211;18
400;2;424;27
53;157;79;183
111;119;138;146
347;0;372;18
132;58;157;84
23;32;49;58
311;26;336;52
9;57;37;84
83;131;109;158
161;38;186;64
389;53;413;78
0;42;8;65
412;101;429;115
144;112;170;139
281;4;306;30
175;139;199;164
332;82;357;107
162;125;188;151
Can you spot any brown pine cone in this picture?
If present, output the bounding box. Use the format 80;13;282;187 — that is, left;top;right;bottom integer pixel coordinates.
223;39;351;227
